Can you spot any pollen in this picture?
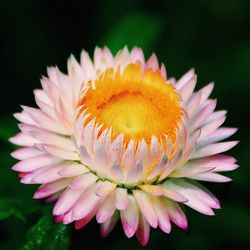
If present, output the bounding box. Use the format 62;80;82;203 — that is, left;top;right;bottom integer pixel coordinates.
79;63;184;145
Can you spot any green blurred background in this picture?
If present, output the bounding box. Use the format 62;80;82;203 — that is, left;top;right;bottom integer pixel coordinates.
0;0;249;249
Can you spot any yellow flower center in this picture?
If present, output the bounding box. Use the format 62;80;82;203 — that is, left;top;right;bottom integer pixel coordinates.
79;63;183;146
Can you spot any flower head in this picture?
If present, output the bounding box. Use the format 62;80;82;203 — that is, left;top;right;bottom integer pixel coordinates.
10;47;238;246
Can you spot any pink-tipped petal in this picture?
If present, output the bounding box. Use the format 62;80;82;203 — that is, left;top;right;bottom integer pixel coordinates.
121;195;139;238
53;188;83;216
153;197;171;234
165;200;188;229
71;184;100;221
167;179;217;215
136;213;150;246
96;192;116;223
75;207;98;230
133;190;158;228
33;178;71;199
100;211;119;238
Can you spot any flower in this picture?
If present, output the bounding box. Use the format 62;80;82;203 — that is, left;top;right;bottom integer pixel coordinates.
10;47;238;246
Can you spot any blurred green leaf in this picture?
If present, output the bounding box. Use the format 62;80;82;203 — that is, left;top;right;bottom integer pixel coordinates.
0;115;18;145
102;12;163;56
21;215;70;250
0;198;25;222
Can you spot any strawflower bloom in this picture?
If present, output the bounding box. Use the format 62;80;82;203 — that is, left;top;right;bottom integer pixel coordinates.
10;47;238;246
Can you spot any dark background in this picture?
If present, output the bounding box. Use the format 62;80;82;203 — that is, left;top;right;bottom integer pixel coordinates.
0;0;249;249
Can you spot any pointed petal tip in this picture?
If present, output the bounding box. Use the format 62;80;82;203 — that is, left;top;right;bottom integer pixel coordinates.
179;220;189;230
138;238;149;247
11;165;17;171
33;192;41;199
54;215;64;223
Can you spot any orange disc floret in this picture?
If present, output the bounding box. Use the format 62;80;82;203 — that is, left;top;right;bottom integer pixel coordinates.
79;63;184;146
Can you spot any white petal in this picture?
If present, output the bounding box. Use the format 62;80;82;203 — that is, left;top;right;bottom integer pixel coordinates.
145;53;159;70
198;128;238;147
82;119;95;156
175;68;195;90
179;75;197;103
186;92;201;118
114;187;129;210
69;173;98;190
170;164;214;178
190;100;217;132
121;140;135;169
94;47;111;72
139;185;164;196
95;181;116;197
159;149;183;181
34;88;53;107
11;147;44;160
13;112;36;125
160;183;188;203
190;172;232;182
160;63;167;80
108;161;124;182
108;134;124;162
191;141;238;159
204;110;227;125
93;130;110;172
125;161;143;184
130;47;145;65
80;50;95;79
12;154;61;172
58;163;88;177
199;116;226;140
42;144;79;161
31;164;64;183
79;145;93;167
22;106;69;134
200;82;214;104
9;132;39;146
29;129;75;151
